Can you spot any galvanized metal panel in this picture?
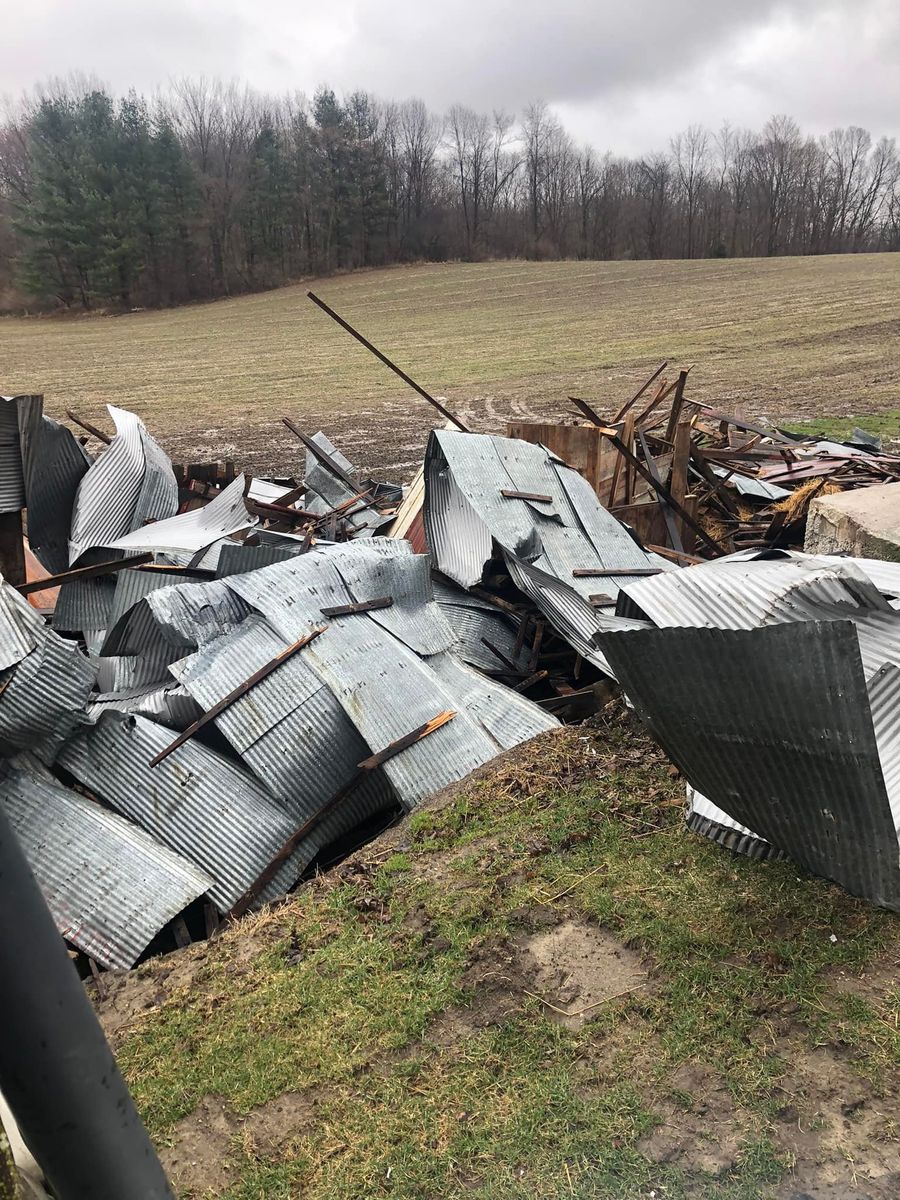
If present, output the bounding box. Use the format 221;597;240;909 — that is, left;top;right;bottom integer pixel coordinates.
86;682;199;729
0;764;212;969
19;407;92;574
105;474;255;554
425;430;665;670
69;406;177;564
100;568;197;655
52;573;117;635
431;578;525;674
599;620;900;912
169;614;378;821
215;542;305;577
0;397;25;511
685;785;784;862
0;629;97;762
427;652;559;749
57;712;307;912
867;663;900;837
0;582;42;671
619;556;900;679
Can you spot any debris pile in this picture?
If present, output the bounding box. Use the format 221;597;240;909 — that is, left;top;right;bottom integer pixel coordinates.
3;315;900;971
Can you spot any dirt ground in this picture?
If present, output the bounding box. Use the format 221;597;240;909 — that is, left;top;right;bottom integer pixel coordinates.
3;255;899;482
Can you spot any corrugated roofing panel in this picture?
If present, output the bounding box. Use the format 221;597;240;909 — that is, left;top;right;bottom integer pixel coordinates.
105;474;255;554
868;664;900;836
215;542;305;577
0;583;42;671
0;629;97;762
685;785;784;862
19;405;92;574
0;397;26;511
57;712;307;912
69;406;177;564
85;682;199;728
599;620;900;912
0;764;212;969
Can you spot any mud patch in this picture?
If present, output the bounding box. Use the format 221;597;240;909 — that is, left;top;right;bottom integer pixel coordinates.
520;919;647;1029
772;1041;900;1196
159;1096;240;1198
638;1063;746;1175
242;1090;321;1156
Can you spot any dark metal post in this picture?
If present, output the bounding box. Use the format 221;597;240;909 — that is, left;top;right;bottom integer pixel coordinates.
0;805;174;1199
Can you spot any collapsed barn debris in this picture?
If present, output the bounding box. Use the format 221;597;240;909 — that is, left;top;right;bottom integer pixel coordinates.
3;329;900;972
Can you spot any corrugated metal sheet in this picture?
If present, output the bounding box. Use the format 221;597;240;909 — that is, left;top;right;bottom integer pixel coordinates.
867;663;900;836
599;620;900;912
0;628;97;762
105;474;255;554
0;397;26;512
0;582;43;672
94;642;187;693
431;577;525;674
69;406;177;564
0;764;212;969
86;682;199;728
17;402;92;574
618;556;900;679
57;712;308;912
101;568;199;655
51;572;117;634
215;542;305;577
170;614;397;826
709;464;791;501
424;430;666;671
685;785;785;862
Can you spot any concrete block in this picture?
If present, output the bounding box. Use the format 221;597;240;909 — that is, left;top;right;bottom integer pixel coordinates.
805;481;900;561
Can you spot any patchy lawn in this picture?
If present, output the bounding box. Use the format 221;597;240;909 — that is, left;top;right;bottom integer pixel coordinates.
95;707;900;1199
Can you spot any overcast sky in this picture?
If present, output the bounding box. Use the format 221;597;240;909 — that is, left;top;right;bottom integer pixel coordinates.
2;0;897;154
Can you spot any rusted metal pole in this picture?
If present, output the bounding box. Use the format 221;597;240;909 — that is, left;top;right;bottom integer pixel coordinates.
306;291;470;432
65;410;111;445
16;552;153;596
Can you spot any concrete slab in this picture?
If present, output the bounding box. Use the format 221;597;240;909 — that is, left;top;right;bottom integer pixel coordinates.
806;482;900;561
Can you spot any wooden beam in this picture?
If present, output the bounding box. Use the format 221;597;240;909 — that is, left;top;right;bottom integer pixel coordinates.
500;489;554;503
637;428;684;555
320;597;394;617
149;627;327;768
282;418;360;490
573;567;663;578
16;552;154;595
66;410;111;445
612;360;668;423
307;291;470;432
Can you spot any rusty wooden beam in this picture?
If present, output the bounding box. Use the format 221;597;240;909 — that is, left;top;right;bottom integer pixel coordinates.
16;552;154;595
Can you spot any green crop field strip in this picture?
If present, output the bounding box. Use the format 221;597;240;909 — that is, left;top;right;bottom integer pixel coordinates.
3;254;898;479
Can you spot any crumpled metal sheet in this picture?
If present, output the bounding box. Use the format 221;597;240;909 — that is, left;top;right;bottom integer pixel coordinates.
431;577;526;674
0;762;212;969
104;578;250;656
599;620;900;912
101;568;203;655
170;614;397;827
69;406;177;564
215;542;305;578
0;396;91;572
57;711;308;912
618;554;900;680
685;785;784;862
0;583;44;672
0;625;97;762
104;474;255;555
424;430;665;670
85;681;199;729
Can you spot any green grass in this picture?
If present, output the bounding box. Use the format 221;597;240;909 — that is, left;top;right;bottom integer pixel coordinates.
784;410;900;443
107;712;900;1199
2;254;899;478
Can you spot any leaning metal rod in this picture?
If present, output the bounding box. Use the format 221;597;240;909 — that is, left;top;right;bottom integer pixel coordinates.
306;291;470;432
0;804;174;1199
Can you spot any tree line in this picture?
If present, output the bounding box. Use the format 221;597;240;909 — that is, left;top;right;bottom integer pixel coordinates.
0;78;898;311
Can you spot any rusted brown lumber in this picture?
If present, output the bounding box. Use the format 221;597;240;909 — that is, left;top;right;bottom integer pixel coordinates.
224;710;457;922
645;544;704;565
501;489;554;503
66;409;112;445
16;552;154;595
596;425;724;556
573;567;663;578
148;627;327;768
480;637;524;674
622;413;636;505
567;395;606;427
664;370;690;444
320;597;393;617
612;361;668;423
637;428;684;555
307;291;470;432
